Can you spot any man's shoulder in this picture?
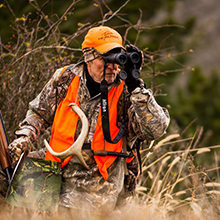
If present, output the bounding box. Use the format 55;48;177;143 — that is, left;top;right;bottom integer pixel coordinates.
67;61;84;76
60;61;84;77
52;62;84;85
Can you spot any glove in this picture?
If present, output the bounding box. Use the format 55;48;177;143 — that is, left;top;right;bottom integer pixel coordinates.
8;136;32;169
124;44;143;93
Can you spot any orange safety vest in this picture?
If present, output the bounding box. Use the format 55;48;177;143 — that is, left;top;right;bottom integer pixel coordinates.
45;75;124;180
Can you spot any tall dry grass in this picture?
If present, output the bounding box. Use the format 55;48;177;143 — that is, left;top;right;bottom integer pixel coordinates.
136;133;220;220
1;133;220;220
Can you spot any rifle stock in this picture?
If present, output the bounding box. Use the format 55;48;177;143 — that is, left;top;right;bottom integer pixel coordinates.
0;111;11;181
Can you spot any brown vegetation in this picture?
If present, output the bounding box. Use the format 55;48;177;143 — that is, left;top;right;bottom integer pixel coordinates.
1;1;220;219
1;134;220;219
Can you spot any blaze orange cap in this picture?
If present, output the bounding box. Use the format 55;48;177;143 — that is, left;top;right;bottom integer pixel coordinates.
82;26;125;54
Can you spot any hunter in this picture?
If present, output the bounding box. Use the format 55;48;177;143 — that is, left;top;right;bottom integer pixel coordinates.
2;26;170;211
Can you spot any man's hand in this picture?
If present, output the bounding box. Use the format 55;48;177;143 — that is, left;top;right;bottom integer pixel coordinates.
126;44;143;71
124;44;143;93
7;136;32;169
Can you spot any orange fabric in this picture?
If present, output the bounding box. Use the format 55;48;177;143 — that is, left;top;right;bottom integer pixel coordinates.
91;83;124;180
45;75;80;166
60;65;69;75
81;26;125;54
45;73;124;180
126;150;135;163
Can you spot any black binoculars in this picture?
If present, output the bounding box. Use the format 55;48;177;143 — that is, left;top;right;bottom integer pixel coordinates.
104;52;141;80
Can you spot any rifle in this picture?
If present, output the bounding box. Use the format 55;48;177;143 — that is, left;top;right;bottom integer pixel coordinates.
0;110;11;182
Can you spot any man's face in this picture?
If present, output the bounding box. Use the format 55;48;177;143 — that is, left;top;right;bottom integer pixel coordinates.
87;56;119;84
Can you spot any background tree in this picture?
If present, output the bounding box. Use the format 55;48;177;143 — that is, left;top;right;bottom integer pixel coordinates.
0;0;219;149
1;1;220;218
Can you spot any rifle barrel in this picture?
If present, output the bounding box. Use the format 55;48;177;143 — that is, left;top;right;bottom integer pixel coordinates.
0;111;11;181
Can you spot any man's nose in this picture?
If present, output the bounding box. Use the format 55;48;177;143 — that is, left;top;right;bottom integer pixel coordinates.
107;63;117;70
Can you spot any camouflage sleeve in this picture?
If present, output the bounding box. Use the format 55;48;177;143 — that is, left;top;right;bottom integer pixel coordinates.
15;66;72;141
127;85;170;145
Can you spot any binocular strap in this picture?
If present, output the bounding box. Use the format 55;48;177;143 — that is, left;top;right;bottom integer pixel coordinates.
100;68;125;144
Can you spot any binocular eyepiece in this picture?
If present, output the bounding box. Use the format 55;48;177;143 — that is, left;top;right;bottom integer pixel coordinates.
104;52;140;66
104;52;141;80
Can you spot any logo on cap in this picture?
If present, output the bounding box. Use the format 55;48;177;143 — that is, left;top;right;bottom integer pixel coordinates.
98;31;119;41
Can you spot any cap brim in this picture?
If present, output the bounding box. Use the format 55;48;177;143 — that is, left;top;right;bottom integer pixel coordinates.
95;43;125;54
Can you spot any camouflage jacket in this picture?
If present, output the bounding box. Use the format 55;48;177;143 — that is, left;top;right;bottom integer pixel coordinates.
14;61;170;210
16;62;170;147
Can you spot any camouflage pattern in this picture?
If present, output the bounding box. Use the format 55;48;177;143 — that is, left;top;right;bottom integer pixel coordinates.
60;156;125;211
7;136;33;169
82;48;102;62
6;61;170;210
6;157;61;211
128;87;170;146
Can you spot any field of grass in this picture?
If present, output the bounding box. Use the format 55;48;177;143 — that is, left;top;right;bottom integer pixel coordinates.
1;132;220;220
